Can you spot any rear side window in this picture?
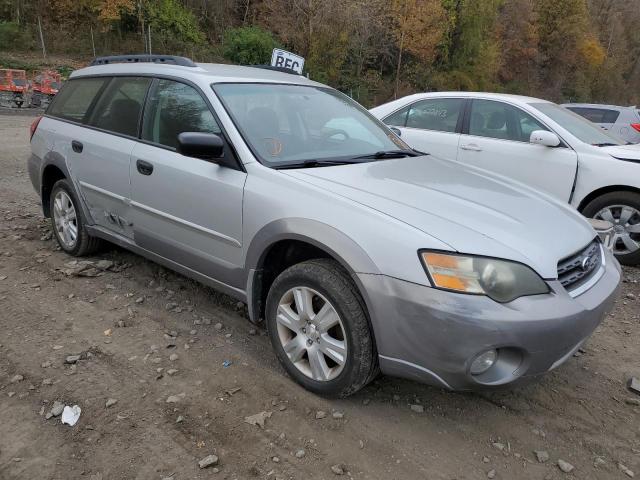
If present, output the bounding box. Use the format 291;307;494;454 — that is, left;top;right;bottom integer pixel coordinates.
406;98;463;133
48;77;108;123
89;77;151;137
142;79;220;149
383;105;410;127
566;107;620;124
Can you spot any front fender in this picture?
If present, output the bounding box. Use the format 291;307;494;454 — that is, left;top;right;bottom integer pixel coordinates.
243;217;381;324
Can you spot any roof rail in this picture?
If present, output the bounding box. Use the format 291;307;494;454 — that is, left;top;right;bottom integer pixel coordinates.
90;55;197;67
249;65;303;76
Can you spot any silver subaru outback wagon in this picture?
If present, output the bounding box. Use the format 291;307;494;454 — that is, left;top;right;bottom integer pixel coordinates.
28;55;621;397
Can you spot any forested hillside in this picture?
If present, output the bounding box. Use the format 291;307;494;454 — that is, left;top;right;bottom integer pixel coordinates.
1;0;638;107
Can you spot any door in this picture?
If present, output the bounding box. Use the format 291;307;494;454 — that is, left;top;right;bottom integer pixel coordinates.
457;99;578;202
130;78;246;288
382;98;464;161
50;76;150;239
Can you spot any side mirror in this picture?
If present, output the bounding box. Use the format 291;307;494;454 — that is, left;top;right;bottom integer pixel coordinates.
390;126;402;137
530;130;561;147
177;132;224;160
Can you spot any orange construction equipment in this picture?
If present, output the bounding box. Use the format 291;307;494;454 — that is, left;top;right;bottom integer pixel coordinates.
30;70;62;107
0;69;28;108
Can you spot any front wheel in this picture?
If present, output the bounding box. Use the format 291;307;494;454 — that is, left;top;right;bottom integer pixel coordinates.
582;191;640;265
265;259;377;397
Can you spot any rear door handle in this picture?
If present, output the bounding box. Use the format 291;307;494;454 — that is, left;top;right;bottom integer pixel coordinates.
136;159;154;176
71;140;83;153
460;143;482;152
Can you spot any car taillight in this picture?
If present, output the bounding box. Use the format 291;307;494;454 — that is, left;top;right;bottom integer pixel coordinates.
30;116;42;141
631;123;640;133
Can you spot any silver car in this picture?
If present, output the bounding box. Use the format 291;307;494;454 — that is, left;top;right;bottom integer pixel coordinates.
562;103;640;144
28;55;620;396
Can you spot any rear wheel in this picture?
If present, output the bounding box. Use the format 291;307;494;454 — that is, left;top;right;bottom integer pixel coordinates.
265;259;377;397
50;179;103;256
582;191;640;265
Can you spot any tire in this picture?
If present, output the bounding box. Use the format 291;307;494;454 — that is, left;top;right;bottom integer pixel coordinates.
265;259;378;397
50;179;103;256
582;191;640;266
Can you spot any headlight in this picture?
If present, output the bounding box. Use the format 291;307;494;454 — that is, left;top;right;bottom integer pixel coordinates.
419;251;549;303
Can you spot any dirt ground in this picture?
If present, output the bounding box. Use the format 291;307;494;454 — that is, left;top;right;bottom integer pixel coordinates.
0;114;638;480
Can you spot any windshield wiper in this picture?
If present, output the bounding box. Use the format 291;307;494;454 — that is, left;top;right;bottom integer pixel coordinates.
353;149;421;159
592;142;619;147
276;159;364;169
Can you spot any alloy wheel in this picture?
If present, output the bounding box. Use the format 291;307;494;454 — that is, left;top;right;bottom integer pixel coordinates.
53;190;78;249
595;204;640;255
275;286;347;382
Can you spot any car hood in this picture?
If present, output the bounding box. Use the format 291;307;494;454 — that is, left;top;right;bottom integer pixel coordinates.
284;156;595;279
600;144;640;161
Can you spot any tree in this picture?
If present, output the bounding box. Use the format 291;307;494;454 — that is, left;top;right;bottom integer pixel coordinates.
222;26;279;65
390;0;447;97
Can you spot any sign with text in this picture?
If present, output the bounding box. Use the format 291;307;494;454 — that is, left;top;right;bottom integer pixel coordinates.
271;49;305;74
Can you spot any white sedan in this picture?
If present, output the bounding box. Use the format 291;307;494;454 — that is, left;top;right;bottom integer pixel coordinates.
370;92;640;265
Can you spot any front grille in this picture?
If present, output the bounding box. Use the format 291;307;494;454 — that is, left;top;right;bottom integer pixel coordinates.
557;240;602;292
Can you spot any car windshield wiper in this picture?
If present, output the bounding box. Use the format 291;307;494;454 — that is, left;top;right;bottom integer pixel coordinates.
592;142;620;147
353;149;421;159
276;159;365;169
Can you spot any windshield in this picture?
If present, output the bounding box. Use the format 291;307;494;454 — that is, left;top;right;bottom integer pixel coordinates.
530;102;625;146
213;83;408;167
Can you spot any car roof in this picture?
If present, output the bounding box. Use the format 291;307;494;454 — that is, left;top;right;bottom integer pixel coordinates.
393;91;552;105
70;62;323;87
561;103;635;111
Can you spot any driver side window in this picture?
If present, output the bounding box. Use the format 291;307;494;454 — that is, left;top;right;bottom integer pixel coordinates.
469;99;548;142
142;79;220;149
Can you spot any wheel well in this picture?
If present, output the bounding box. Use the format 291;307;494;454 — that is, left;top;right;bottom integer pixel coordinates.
41;165;66;217
578;185;640;212
251;240;334;323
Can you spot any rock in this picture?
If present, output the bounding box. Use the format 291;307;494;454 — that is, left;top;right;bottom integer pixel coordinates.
166;395;182;403
557;459;574;473
95;259;114;270
482;456;490;463
295;449;306;459
626;293;636;300
10;374;24;383
358;440;364;449
135;297;144;304
244;411;272;428
65;355;81;364
316;410;327;419
492;442;506;451
410;404;424;413
214;322;223;330
625;398;640;406
272;456;280;463
42;378;53;385
487;470;496;479
166;369;179;376
331;464;345;475
249;328;257;335
198;454;219;469
169;353;179;362
235;301;244;310
594;457;606;467
189;329;197;335
41;361;52;368
619;463;635;478
50;401;65;417
534;450;550;463
332;411;344;419
176;415;184;423
105;398;118;408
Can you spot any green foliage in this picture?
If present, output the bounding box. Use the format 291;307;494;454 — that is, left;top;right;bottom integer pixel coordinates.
0;21;34;49
145;0;205;46
222;26;280;66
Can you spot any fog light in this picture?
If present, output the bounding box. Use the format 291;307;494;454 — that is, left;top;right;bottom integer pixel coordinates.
470;349;498;375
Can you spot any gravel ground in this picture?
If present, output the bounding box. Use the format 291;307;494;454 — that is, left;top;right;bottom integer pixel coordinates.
0;114;639;480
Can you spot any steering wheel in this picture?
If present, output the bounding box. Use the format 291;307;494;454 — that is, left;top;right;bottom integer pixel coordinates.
321;128;350;142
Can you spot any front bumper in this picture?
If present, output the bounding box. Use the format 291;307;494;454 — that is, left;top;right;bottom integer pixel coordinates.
358;248;621;391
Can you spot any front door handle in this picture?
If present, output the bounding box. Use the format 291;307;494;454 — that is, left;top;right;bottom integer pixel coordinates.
71;140;83;153
460;143;482;152
136;159;154;176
